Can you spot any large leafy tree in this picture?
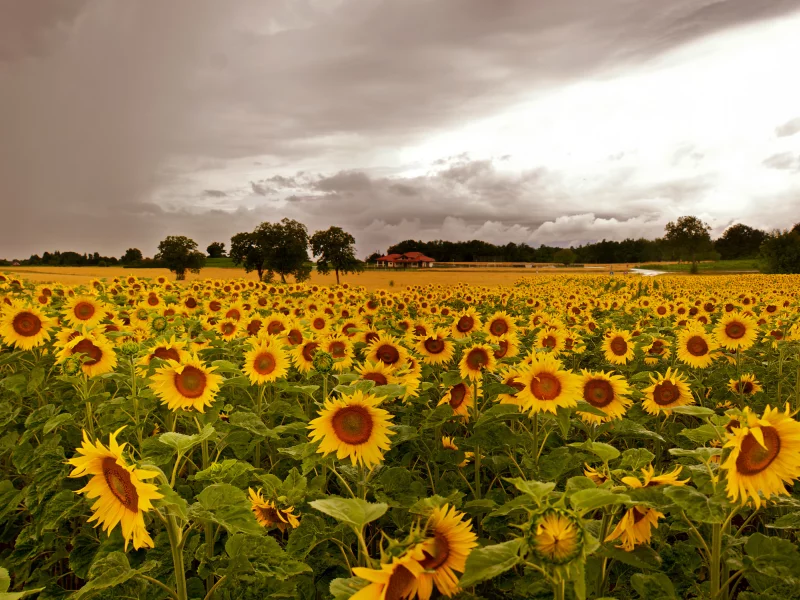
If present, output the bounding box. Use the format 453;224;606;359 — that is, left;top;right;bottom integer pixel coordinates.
310;226;364;284
121;248;143;264
154;236;206;280
714;224;766;259
760;229;800;274
206;242;226;258
664;216;713;270
230;219;311;282
553;247;577;266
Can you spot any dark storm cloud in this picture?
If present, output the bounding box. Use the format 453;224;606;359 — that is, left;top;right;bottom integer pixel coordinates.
775;117;800;137
2;0;800;257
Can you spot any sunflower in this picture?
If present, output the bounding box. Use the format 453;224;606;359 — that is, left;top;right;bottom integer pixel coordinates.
350;545;426;600
577;370;632;424
458;344;496;381
63;295;106;329
493;334;520;360
722;404;800;508
0;302;53;349
605;506;663;552
496;367;526;407
530;510;583;565
515;355;582;415
308;312;332;335
243;338;289;384
415;504;478;600
416;329;455;365
676;326;717;369
308;390;395;468
149;355;223;412
534;328;566;354
355;360;400;387
222;301;246;322
621;465;688;488
451;308;481;339
291;338;320;374
641;367;694;415
441;436;473;467
484;311;516;340
712;311;757;351
583;464;610;485
366;333;409;369
728;373;763;396
602;328;634;365
643;338;671;366
322;334;355;372
262;313;290;337
67;428;162;550
248;488;300;532
57;333;118;377
438;382;477;419
136;336;189;375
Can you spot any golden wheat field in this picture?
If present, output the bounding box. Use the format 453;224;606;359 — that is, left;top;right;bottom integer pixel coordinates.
1;271;799;600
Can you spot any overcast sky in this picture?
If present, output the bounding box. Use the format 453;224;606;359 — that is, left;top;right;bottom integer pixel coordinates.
2;0;800;259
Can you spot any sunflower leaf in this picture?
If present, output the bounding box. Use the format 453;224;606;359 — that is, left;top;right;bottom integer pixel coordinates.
159;424;216;454
569;441;620;463
670;406;716;417
309;497;387;530
570;488;630;512
506;477;555;502
663;486;728;524
459;538;524;588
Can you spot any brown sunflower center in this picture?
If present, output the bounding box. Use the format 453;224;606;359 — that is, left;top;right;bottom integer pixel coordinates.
185;297;198;308
686;335;709;356
657;306;667;315
253;352;276;375
414;325;427;336
490;319;509;336
632;508;647;524
247;319;263;336
267;320;285;335
147;295;159;306
376;344;401;365
221;322;236;335
653;380;680;406
736;426;780;475
583;379;614;408
74;301;96;321
71;339;103;365
494;340;509;358
384;564;416;600
419;533;451;570
302;342;319;362
12;311;42;337
312;318;326;330
330;341;346;358
152;347;180;362
364;331;380;345
449;383;468;408
737;381;754;394
465;348;489;371
287;329;303;345
331;405;373;445
101;457;138;511
362;372;388;386
609;337;628;356
209;300;222;312
37;295;48;305
725;322;746;339
456;316;474;333
424;337;445;354
648;341;665;356
174;365;208;398
531;373;562;400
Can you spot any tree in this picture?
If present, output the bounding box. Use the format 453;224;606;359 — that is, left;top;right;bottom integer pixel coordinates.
310;226;364;284
553;248;578;266
207;242;226;258
121;248;143;264
365;252;382;264
155;236;206;280
230;218;311;283
792;222;800;235
760;230;800;274
664;216;713;271
714;224;767;259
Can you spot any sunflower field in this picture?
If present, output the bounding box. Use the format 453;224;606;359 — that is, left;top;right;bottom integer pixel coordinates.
1;272;800;600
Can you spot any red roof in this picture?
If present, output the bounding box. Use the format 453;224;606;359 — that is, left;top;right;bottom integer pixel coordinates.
377;252;435;262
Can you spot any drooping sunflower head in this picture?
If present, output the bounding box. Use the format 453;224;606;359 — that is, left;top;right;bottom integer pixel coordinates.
458;344;496;381
149;354;223;412
605;506;664;552
642;367;694;415
243;338;289;384
308;390;395;468
530;510;583;565
0;302;53;350
577;370;632;424
350;545;426;600
516;354;582;415
676;326;717;368
602;328;635;365
248;488;300;532
621;464;688;488
67;428;163;550
721;404;800;508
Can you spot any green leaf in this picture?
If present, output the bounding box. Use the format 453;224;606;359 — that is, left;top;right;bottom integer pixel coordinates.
663;486;727;524
575;400;610;417
371;384;407;399
475;404;521;428
609;419;665;442
619;448;656;471
330;577;369;600
669;405;716;417
155;485;188;521
569;441;620;463
506;477;555;503
678;424;720;445
159;424;216;455
42;413;74;435
767;512;800;529
630;572;677;599
598;544;662;571
570;489;630;512
459;538;524;588
188;484;264;536
71;552;155;600
26;366;45;392
230;411;270;437
211;359;240;373
309;497;388;530
194;459;255;485
668;447;722;461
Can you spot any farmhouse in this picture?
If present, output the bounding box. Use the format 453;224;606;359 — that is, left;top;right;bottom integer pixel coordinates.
375;251;436;268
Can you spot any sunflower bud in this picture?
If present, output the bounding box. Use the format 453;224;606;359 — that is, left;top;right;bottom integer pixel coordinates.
151;316;168;333
120;341;140;356
529;509;583;565
313;351;335;374
62;356;82;376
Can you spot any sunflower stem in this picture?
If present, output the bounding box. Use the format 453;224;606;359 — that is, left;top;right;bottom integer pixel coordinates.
198;420;215;595
595;511;611;597
129;356;143;453
472;379;481;501
532;412;539;469
165;512;188;600
553;577;565;600
710;522;723;600
254;384;265;468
